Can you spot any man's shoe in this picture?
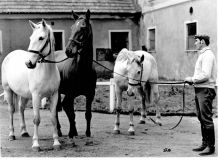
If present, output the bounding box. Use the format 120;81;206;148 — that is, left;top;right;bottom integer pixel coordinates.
199;146;215;156
192;144;207;152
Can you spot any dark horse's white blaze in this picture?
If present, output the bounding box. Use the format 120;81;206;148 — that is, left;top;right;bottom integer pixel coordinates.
1;20;61;151
113;48;161;135
52;10;96;141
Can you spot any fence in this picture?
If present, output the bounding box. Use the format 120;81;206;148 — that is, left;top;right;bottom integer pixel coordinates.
0;78;189;113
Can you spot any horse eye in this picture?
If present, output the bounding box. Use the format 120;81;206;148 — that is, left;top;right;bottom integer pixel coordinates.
137;71;141;74
39;37;44;40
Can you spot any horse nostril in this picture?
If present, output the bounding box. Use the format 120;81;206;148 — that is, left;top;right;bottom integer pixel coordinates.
25;60;36;69
127;90;134;97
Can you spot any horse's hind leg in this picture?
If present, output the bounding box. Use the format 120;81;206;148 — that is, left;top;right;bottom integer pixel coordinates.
4;89;16;141
113;86;122;134
19;97;30;137
152;85;162;126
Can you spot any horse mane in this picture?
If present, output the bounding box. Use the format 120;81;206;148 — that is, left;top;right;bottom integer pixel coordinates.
46;24;55;53
116;48;134;63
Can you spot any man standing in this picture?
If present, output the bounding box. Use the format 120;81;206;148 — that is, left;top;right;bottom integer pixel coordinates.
185;35;217;156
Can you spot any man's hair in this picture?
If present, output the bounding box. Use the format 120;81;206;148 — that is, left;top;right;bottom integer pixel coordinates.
194;35;210;46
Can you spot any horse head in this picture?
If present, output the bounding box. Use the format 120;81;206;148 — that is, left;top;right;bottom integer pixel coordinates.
65;9;92;58
127;54;144;96
26;19;54;69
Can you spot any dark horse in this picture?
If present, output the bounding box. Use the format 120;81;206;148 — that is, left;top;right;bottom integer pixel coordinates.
54;9;96;139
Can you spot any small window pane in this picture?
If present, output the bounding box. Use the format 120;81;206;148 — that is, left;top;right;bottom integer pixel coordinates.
186;22;197;50
149;29;155;51
53;32;63;51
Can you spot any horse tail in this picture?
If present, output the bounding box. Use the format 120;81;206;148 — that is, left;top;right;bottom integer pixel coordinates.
145;81;152;104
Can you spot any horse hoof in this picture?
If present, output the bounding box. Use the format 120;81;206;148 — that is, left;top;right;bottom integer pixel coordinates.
21;132;30;137
139;120;146;124
53;145;61;151
32;146;40;152
113;130;120;134
128;131;135;135
8;135;16;141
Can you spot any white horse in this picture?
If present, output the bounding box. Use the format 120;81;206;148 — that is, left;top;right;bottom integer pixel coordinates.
1;20;61;151
113;48;161;135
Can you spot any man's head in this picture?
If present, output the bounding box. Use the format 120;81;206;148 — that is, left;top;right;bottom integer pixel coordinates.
194;34;210;50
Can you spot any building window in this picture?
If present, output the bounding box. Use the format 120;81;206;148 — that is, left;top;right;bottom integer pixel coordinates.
109;30;132;54
0;30;2;55
186;22;197;50
148;27;156;52
53;30;65;51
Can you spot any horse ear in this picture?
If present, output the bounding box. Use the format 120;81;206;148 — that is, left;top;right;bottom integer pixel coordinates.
140;55;144;63
29;20;37;30
86;9;90;21
42;19;46;27
72;10;79;20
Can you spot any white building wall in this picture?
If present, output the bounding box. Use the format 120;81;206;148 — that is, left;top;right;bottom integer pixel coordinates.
138;0;217;80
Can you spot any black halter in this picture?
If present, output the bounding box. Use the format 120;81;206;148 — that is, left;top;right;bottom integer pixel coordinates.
128;63;144;87
68;24;91;56
28;31;51;63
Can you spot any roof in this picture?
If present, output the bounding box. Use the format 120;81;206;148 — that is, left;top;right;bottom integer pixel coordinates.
0;0;141;14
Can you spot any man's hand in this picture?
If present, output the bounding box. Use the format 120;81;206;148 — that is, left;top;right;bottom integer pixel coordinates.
184;77;194;85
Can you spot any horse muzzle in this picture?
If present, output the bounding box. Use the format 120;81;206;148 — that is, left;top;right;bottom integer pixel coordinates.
25;60;37;69
127;85;135;97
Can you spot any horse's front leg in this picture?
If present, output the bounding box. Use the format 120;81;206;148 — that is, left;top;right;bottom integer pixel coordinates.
49;91;61;150
19;97;30;137
62;95;78;138
32;94;41;151
138;87;147;124
113;86;122;134
56;94;62;137
128;102;135;135
85;94;95;137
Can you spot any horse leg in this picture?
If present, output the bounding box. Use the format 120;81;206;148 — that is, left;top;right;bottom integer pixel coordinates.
56;94;62;137
113;86;122;134
138;87;146;124
62;95;78;138
128;103;135;135
19;97;30;137
4;89;16;141
153;85;162;126
49;92;61;150
85;93;95;137
31;94;41;151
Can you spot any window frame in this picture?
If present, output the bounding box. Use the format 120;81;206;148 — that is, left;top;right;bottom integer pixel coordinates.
184;20;198;52
147;26;157;53
53;30;65;51
108;30;132;51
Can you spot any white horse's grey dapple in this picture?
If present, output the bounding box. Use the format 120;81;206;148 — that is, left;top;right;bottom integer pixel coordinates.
113;48;161;135
1;20;61;151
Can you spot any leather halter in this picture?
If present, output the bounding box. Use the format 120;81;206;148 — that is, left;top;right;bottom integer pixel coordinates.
128;63;144;87
28;31;51;63
68;21;91;56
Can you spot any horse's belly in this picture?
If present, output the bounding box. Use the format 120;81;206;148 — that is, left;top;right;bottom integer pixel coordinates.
2;50;32;98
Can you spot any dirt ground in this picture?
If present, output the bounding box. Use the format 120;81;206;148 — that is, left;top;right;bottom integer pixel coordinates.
0;103;218;157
